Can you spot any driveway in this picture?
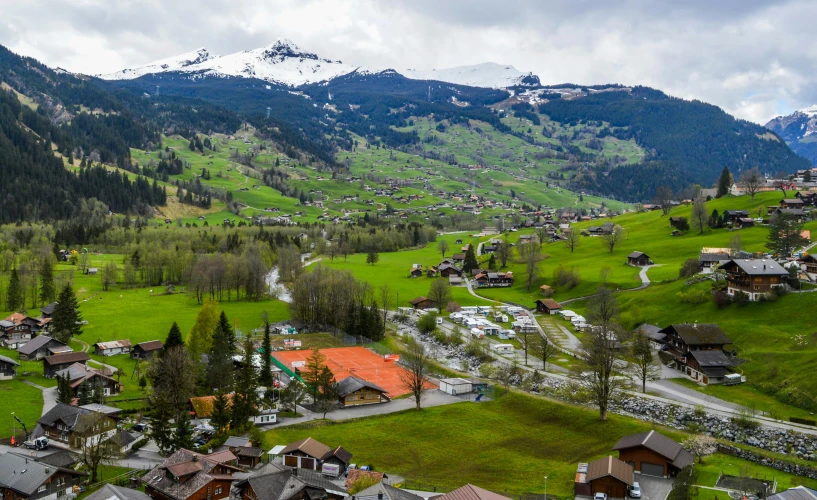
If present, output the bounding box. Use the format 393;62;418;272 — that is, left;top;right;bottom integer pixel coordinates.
636;474;675;500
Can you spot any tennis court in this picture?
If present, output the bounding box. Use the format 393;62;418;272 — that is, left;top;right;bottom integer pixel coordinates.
272;346;436;397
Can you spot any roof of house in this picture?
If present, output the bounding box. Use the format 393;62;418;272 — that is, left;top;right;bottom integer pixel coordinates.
43;351;89;365
686;349;732;368
224;436;252;448
345;482;422;500
0;354;19;366
336;375;387;397
280;437;331;460
722;259;789;276
659;324;732;346
409;296;429;305
768;486;817;500
244;463;347;500
36;450;80;469
204;450;238;464
536;299;562;309
18;335;68;356
612;430;694;469
190;394;233;418
698;252;730;263
0;452;85;495
142;448;241;500
134;340;164;351
40;302;58;316
435;484;512;500
106;429;138;447
55;363;118;389
94;340;132;350
236;447;264;458
327;445;353;464
38;402;90;429
586;456;634;485
628;251;648;259
85;484;151;500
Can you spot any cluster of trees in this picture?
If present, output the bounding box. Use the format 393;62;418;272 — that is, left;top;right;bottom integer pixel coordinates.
289;266;385;340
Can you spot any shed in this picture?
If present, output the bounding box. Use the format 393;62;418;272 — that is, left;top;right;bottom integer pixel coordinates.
627;251;650;266
0;354;19;380
131;340;163;360
94;339;132;356
586;456;634;498
612;430;694;477
43;351;89;377
335;375;389;406
439;378;473;396
409;296;434;310
535;299;562;315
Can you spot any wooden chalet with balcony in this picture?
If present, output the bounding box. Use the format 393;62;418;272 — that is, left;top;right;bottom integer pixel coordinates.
721;259;789;301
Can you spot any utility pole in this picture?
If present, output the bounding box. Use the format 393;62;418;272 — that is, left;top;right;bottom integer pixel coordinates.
544;476;548;500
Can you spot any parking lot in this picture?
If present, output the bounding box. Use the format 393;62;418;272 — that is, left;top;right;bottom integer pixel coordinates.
635;474;674;500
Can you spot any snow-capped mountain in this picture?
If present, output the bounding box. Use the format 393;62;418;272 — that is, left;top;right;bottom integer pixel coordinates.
97;39;363;87
99;47;214;80
97;40;541;89
765;105;817;165
402;62;540;89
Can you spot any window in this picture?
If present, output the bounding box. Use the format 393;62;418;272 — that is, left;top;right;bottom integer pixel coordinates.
56;477;66;487
38;485;47;493
214;487;222;495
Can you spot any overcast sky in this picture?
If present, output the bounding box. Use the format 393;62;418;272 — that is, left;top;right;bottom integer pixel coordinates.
2;0;816;124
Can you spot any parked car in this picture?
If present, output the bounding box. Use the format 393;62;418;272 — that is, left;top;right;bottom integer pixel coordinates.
130;423;146;433
594;494;607;500
630;483;641;499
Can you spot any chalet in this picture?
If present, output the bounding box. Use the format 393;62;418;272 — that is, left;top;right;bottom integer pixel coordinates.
409;297;434;310
659;323;732;355
473;271;514;288
627;252;650;266
36;403;118;449
336;375;389;406
535;299;562;315
736;218;755;228
18;335;72;361
668;216;684;228
0;313;42;349
280;437;353;475
94;339;132;356
131;340;164;360
482;245;497;253
39;302;58;319
54;362;122;397
426;267;438;278
43;352;90;378
781;198;805;209
612;430;694;477
767;486;817;500
452;253;466;264
85;485;151;500
0;452;87;500
0;354;19;380
634;324;665;344
142;448;242;500
583;456;634;499
801;254;817;281
698;252;729;274
235;462;347;500
683;349;735;385
437;263;463;278
346;483;421;500
721;259;789;301
408;265;423;278
449;276;463;286
435;484;511;500
794;191;817;206
220;436;265;468
539;284;553;297
723;210;749;224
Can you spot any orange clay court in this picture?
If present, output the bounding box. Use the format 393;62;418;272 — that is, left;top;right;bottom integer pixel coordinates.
272;346;436;398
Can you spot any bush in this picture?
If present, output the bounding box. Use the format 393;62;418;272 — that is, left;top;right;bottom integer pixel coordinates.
713;290;732;308
679;258;699;278
758;292;777;303
446;301;461;313
553;265;580;289
431;328;448;344
131;437;149;451
417;312;438;334
733;291;750;305
790;416;817;426
677;289;709;304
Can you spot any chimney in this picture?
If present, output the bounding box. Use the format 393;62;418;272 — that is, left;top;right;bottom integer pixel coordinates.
378;494;383;500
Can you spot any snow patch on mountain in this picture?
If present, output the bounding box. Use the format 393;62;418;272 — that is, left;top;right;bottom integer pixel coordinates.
801;105;817;118
402;62;538;89
98;48;214;80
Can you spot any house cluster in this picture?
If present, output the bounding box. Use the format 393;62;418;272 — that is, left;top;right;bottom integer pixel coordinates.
0;307;54;350
31;402;136;452
575;431;694;498
638;323;742;385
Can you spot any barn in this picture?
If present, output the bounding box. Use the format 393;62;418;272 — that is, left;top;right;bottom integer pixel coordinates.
586;456;634;499
612;430;694;477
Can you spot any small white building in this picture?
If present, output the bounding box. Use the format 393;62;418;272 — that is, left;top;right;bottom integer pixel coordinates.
492;344;514;354
470;328;485;339
439;378;473;395
93;339;131;356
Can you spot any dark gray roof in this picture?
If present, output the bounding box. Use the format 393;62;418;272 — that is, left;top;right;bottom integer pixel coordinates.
18;335;61;356
0;452;84;495
85;484;151;500
0;354;19;366
336;376;387;397
106;429;138;447
346;483;423;500
628;251;648;259
687;350;732;368
38;403;89;429
698;252;729;263
722;259;789;276
634;324;664;342
660;324;732;346
246;463;347;500
768;486;817;500
612;430;694;469
224;436;252;448
134;340;164;351
40;302;58;316
724;210;749;216
36;450;79;468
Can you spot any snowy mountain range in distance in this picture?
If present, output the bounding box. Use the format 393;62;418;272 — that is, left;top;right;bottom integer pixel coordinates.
96;38;541;89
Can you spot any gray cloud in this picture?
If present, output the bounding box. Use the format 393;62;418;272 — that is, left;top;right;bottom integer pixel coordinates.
1;0;815;123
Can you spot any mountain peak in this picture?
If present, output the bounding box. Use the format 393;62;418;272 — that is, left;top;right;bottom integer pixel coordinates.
800;105;817;117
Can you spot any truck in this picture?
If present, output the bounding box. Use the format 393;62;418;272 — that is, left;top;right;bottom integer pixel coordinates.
24;436;49;450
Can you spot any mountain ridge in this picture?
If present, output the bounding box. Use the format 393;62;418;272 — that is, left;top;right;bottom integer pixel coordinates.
765;105;817;166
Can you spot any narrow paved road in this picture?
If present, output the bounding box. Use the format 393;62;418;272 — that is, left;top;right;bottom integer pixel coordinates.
22;380;57;416
560;264;656;305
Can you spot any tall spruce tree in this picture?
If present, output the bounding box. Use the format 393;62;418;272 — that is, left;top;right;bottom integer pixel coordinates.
210;391;232;435
259;321;273;387
39;260;55;307
77;382;93;405
205;312;235;392
171;411;195;452
51;283;82;343
148;394;174;454
57;373;74;404
462;244;479;274
6;269;21;311
165;322;184;352
716;166;731;198
231;336;260;430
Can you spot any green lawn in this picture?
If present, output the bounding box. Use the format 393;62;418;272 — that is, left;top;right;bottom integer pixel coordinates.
694;453;817;494
261;392;685;496
0;379;43;441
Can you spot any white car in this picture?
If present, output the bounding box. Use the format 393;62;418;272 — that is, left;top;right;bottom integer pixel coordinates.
594;493;607;500
630;482;641;499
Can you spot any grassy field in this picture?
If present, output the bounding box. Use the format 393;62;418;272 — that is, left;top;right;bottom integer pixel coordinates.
261;391;683;496
0;379;43;441
694;453;817;497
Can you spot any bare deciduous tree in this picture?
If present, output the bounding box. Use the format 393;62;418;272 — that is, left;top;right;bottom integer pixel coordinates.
630;330;661;393
741;167;763;201
683;434;718;463
437;239;450;257
428;279;452;313
573;326;626;421
563;229;580;253
77;412;121;483
691;196;707;234
399;338;431;410
655;185;674;216
600;225;623;253
495;240;513;268
518;241;543;292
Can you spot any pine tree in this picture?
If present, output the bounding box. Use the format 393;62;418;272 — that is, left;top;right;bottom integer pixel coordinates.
171;411;195;452
92;381;106;404
231;337;259;430
51;284;82;343
57;373;74;404
148;395;174;454
39;260;55;307
187;298;218;363
77;382;93;405
165;322;184;352
210;391;232;435
462;244;479;274
301;348;326;400
488;254;496;270
259;321;273;387
716;166;731;198
205;312;235;392
6;269;21;311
